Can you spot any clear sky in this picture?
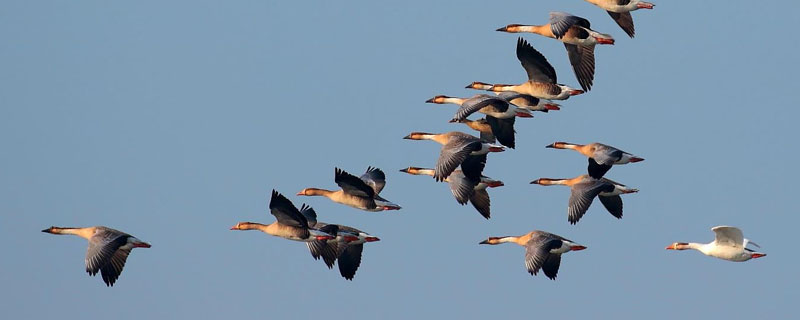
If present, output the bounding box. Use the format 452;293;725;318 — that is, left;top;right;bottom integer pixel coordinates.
1;1;797;319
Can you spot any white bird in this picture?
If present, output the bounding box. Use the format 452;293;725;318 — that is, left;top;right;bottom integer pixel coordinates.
666;226;766;262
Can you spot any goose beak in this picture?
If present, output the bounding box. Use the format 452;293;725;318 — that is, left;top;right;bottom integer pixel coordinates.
365;236;380;242
595;37;615;45
637;2;654;9
544;104;561;110
570;245;587;251
751;253;766;259
399;168;409;173
496;26;508;32
487;181;504;188
134;242;152;248
629;157;645;163
569;90;584;95
530;179;542;184
545;143;556;148
665;244;676;250
425;98;435;103
479;239;490;244
488;146;505;152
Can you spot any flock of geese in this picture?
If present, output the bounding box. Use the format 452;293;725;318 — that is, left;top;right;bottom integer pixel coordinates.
41;0;766;287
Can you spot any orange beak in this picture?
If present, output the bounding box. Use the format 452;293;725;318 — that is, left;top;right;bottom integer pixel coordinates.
365;237;380;242
382;206;401;211
665;244;677;250
570;245;587;251
230;225;240;230
488;146;505;152
544;104;561;110
629;157;644;163
134;242;152;248
515;112;533;118
569;90;584;95
751;253;766;259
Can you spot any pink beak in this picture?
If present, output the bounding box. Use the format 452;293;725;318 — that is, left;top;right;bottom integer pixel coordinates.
134;242;152;248
637;2;654;9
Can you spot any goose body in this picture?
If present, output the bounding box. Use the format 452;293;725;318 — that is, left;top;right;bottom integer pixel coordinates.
547;141;643;178
531;175;638;224
42;226;151;287
466;82;562;112
479;230;586;279
400;167;503;219
427;94;533;149
582;0;655;38
297;167;401;212
299;204;380;280
666;226;766;262
496;12;614;91
403;131;504;182
230;190;336;242
485;38;584;100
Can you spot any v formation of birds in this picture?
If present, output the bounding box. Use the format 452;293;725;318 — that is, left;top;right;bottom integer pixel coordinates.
41;1;766;286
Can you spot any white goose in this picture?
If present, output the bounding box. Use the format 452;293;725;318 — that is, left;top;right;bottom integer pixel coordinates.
666;226;766;262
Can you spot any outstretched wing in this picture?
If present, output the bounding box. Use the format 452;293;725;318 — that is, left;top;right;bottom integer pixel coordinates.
564;43;595;92
335;168;376;198
549;12;591;38
269;190;308;228
608;11;635;38
598;195;624;219
484;116;516;149
338;244;364;280
516;37;557;83
568;179;615;224
451;95;509;122
360;166;386;195
712;226;745;248
99;248;131;287
435;137;481;181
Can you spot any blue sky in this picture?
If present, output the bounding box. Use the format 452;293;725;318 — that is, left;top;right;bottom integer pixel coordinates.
1;1;797;318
